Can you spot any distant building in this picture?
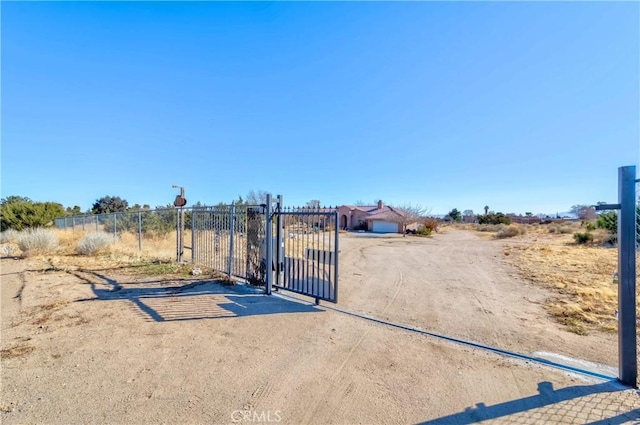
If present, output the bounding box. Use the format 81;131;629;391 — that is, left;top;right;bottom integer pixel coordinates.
337;200;419;233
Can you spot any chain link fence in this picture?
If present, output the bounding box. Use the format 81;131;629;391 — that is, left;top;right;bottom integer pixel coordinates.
55;208;188;258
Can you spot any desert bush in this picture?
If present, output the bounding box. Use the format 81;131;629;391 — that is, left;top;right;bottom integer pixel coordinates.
416;227;432;236
559;226;573;234
1;196;65;231
477;213;511;225
596;211;617;234
423;218;439;233
573;232;593;244
0;229;19;243
496;226;520;239
591;228;616;245
17;228;59;255
582;221;596;232
77;232;116;255
477;224;504;232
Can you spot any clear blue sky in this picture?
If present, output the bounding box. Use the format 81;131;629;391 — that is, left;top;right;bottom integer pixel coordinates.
2;1;638;216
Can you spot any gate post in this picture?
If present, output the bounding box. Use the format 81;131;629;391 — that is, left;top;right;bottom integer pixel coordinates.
265;194;273;295
228;203;235;277
618;165;637;387
275;195;283;287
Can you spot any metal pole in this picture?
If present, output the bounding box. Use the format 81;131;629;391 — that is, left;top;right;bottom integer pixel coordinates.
228;203;235;277
334;210;339;304
180;208;185;262
265;194;273;295
176;209;180;262
113;213;117;238
618;165;637;387
138;211;142;251
276;195;283;287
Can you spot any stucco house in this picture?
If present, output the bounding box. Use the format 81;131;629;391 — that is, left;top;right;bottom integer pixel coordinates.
337;201;419;233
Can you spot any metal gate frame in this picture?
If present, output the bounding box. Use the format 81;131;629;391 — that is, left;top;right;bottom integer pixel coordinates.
191;194;339;304
267;195;339;304
595;165;638;388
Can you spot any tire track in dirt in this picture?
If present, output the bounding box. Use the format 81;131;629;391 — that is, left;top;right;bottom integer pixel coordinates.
300;267;405;424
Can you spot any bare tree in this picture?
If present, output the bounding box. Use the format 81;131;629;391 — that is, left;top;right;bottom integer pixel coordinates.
306;199;321;209
246;190;269;205
388;203;430;235
570;204;597;220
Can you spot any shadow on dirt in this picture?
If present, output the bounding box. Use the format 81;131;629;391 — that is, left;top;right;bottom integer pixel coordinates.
73;270;322;322
419;380;640;424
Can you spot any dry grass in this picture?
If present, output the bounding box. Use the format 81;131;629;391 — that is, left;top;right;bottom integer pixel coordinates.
504;226;636;334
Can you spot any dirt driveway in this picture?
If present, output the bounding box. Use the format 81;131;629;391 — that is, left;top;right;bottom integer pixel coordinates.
1;229;637;424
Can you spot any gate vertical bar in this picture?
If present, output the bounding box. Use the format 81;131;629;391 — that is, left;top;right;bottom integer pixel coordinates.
228;203;235;277
265;194;273;295
618;165;637;387
191;209;196;263
276;195;283;287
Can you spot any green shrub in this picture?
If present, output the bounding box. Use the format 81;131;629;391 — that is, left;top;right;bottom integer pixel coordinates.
77;232;116;255
477;213;511;225
596;211;617;234
496;226;520;239
17;228;59;255
573;232;593;244
416;227;432;236
1;197;65;231
582;221;596;231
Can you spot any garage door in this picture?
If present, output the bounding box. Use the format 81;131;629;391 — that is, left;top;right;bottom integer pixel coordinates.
372;221;398;233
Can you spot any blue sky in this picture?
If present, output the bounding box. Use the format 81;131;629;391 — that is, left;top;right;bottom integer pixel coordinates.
2;1;638;216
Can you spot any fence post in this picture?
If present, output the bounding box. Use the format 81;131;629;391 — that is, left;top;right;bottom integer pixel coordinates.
618;165;637;387
228;203;235;277
275;195;283;287
113;213;117;238
265;194;273;295
176;208;185;263
138;211;142;251
82;215;85;231
334;209;339;304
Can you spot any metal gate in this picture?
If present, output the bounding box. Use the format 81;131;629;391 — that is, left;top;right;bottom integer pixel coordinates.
273;202;339;304
191;204;267;285
191;195;339;303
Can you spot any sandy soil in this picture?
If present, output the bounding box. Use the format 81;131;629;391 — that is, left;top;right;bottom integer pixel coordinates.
1;229;637;424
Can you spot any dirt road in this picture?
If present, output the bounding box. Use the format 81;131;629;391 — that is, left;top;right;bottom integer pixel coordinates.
1;230;636;424
337;230;618;366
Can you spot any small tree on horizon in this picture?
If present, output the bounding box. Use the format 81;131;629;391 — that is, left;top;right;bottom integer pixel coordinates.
91;196;129;214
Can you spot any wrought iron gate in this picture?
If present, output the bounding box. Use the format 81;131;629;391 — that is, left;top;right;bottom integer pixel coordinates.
191;195;339;303
191;204;267;284
273;203;339;304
